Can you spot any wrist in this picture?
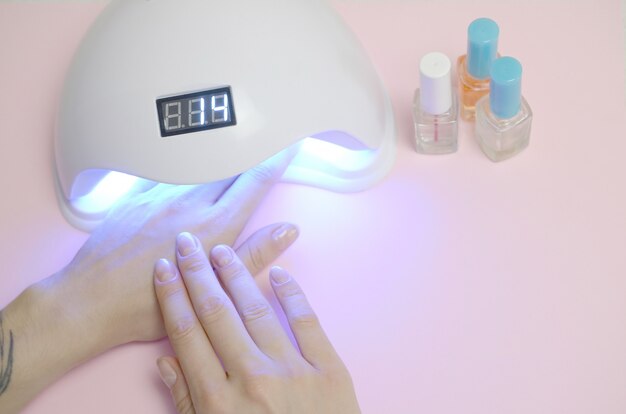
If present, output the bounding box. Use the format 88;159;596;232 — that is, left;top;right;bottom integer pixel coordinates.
0;266;141;412
0;274;112;412
32;267;121;358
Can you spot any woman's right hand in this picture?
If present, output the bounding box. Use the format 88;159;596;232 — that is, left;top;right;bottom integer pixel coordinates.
154;233;361;414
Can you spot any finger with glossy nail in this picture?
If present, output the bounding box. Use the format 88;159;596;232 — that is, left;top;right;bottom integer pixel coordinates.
157;357;196;414
210;245;296;358
269;266;340;369
174;233;262;371
235;222;299;276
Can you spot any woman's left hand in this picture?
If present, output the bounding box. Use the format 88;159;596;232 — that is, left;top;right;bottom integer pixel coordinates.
52;152;296;349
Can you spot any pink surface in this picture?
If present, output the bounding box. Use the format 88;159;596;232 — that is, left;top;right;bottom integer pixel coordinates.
1;1;626;413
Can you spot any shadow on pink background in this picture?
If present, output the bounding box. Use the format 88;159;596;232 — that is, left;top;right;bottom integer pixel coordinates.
0;1;625;413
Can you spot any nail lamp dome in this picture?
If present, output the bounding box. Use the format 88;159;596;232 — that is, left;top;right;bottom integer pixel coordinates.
55;0;396;231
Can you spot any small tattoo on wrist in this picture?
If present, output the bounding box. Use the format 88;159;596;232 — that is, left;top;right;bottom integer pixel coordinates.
0;312;15;395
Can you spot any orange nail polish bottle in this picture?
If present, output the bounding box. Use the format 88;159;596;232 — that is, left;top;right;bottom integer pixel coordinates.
457;18;500;121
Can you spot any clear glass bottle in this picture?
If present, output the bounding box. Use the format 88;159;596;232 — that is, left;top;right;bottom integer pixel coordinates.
457;18;500;121
475;56;532;162
413;52;458;154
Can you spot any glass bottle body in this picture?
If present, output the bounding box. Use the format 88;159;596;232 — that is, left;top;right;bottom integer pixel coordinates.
475;95;532;162
457;54;490;121
413;89;458;154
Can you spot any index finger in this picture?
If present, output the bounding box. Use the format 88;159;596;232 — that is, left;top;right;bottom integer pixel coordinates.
214;147;295;232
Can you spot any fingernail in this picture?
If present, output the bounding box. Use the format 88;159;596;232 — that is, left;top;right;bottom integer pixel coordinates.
270;266;291;285
155;259;176;283
157;359;177;389
272;223;299;249
211;245;233;268
177;232;197;257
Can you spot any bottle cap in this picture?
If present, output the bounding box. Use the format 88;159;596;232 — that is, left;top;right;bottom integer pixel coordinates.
467;18;499;80
419;52;452;115
489;56;523;119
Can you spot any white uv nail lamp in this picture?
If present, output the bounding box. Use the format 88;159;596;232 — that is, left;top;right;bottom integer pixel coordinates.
55;0;396;232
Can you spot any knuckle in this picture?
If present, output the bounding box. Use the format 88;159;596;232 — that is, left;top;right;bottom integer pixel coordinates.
167;192;193;214
196;384;228;411
290;311;320;330
278;283;303;299
322;366;355;390
174;392;195;414
158;283;186;302
206;202;230;223
240;302;272;324
169;316;198;344
220;264;249;284
246;163;277;185
292;370;317;391
196;295;227;325
246;243;268;274
179;255;208;276
240;371;277;402
323;360;352;386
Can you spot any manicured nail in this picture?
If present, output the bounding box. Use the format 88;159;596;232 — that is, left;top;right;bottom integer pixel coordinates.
211;245;233;268
155;259;176;283
157;358;177;389
272;223;299;249
270;266;291;285
177;232;197;257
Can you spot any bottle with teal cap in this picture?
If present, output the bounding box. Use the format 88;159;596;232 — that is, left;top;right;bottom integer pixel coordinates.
457;17;500;121
475;56;533;162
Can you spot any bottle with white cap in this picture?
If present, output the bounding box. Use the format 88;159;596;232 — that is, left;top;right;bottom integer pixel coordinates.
413;52;458;154
475;56;532;161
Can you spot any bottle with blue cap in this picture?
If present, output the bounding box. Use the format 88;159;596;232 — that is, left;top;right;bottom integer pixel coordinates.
457;17;500;121
413;52;458;154
475;56;533;161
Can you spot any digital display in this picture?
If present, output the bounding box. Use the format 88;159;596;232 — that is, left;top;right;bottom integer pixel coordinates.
156;86;236;137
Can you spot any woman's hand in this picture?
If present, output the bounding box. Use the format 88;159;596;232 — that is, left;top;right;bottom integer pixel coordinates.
153;233;361;414
0;153;297;413
45;152;297;350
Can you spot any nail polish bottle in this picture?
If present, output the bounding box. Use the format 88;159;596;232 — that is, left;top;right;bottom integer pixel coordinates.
457;17;500;121
413;52;458;154
475;56;532;162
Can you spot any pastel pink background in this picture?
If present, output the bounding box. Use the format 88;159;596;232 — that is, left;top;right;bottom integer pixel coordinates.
1;1;625;413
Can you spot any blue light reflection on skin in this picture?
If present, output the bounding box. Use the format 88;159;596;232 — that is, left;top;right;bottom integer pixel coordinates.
69;137;374;216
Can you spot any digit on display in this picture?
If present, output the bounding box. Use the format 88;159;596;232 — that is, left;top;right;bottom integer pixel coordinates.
156;87;236;137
